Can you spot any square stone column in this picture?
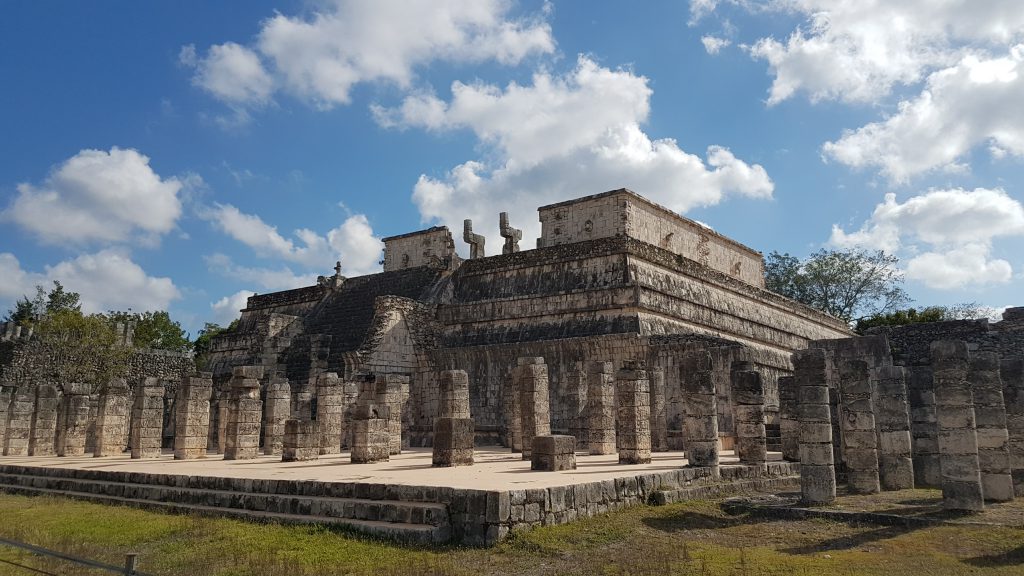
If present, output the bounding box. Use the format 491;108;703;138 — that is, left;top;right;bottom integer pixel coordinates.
564;362;588;450
778;375;800;461
531;435;576;471
969;352;1013;502
351;404;390;464
173;373;213;460
931;340;984;511
0;388;10;449
838;359;880;494
795;348;836;505
681;350;719;468
60;383;92;457
1001;357;1024;496
732;366;767;466
282;419;319;462
262;378;290;456
516;357;551;460
649;367;669;452
506;366;523;453
340;381;360;449
375;374;410;455
908;365;941;488
223;366;262;460
316;372;345;455
3;388;33;456
216;385;230;454
874;366;915;490
84;394;99;454
616;361;652;464
433;370;474;467
587;361;616;455
94;379;130;457
130;378;165;459
29;385;59;456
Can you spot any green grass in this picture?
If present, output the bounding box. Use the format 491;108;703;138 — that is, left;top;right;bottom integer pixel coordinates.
0;493;1021;575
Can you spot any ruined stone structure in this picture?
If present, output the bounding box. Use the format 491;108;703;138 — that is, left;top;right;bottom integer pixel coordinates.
223;367;262;460
874;366;914;490
432;370;474;467
836;360;880;494
173;373;213;460
515;358;551;460
932;341;985;510
794;348;836;505
681;350;719;468
1003;357;1024;496
969;352;1014;502
350;405;390;464
93;379;130;457
129;378;165;459
531;435;576;471
731;364;767;466
282;419;319;462
587;361;616;455
28;385;58;456
262;378;290;456
615;362;652;465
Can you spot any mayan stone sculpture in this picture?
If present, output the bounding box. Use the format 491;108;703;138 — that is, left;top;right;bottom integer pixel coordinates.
874;365;915;490
650;367;669;452
223;366;262;460
463;219;485;259
909;365;941;488
130;378;165;459
516;357;551;460
317;372;345;455
778;375;800;461
532;435;576;471
499;211;522;254
93;378;131;457
28;384;59;456
1002;357;1024;496
931;340;984;511
563;361;588;450
969;352;1014;502
3;389;32;456
731;364;767;466
173;373;213;460
681;350;719;468
60;383;92;457
262;378;290;456
838;359;880;494
795;348;836;505
616;361;652;464
375;374;410;455
587;361;616;455
433;369;474;467
351;404;391;464
282;419;319;462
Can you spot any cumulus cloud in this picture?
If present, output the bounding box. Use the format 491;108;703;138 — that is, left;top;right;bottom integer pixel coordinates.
210;290;255;326
823;46;1024;181
830;188;1024;289
377;56;773;246
3;147;183;246
204;253;318;292
186;0;553;111
0;250;181;314
701;35;731;55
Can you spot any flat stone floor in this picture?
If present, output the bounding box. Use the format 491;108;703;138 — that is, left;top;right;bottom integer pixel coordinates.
0;448;784;490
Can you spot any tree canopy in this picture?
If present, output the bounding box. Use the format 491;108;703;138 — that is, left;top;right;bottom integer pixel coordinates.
192;320;237;370
104;310;190;352
765;248;910;324
5;280;81;326
854;302;988;333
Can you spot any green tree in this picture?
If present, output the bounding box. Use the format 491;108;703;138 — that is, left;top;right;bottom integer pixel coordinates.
45;280;81;314
5;281;80;326
192;320;237;370
34;308;131;388
105;310;190;352
855;302;988;333
765;248;910;324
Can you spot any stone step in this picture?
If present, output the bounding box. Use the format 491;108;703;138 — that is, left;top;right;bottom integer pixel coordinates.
0;482;449;545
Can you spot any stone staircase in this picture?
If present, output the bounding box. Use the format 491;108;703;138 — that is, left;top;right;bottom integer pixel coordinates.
0;465;450;545
765;422;782;452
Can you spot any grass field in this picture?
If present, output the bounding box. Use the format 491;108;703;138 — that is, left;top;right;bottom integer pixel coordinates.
0;491;1021;575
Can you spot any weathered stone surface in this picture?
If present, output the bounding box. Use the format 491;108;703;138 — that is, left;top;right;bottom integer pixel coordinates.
969;352;1013;502
778;375;800;461
838;359;880;494
795;348;835;505
223;367;261;460
316;372;345;455
433;417;474;466
874;365;915;490
563;362;588;450
1002;356;1024;496
531;434;577;471
731;367;766;465
262;378;290;456
649;367;668;452
932;340;984;511
130;378;165;459
28;385;58;456
174;373;213;460
616;362;651;465
682;350;719;468
438;370;471;419
282;418;319;462
516;357;551;460
375;373;409;455
351;406;390;464
94;379;130;457
4;389;33;456
587;361;616;455
908;365;941;488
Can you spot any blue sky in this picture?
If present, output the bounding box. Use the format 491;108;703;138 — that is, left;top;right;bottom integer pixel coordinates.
2;1;1023;335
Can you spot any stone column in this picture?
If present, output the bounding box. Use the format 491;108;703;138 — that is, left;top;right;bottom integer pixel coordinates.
432;369;474;467
564;361;588;450
681;350;719;468
341;381;360;449
778;375;800;461
0;388;10;449
970;352;1014;502
795;348;836;505
130;378;165;459
506;367;523;453
616;361;652;465
84;394;100;454
216;385;230;454
931;340;984;511
908;365;941;487
94;379;130;457
317;372;345;455
263;378;290;456
587;361;616;455
375;374;409;455
173;373;213;460
732;366;767;466
516;357;551;460
874;366;915;490
1002;357;1024;496
838;359;880;494
28;385;59;456
282;418;319;462
649;367;669;452
350;404;390;463
3;388;33;456
223;366;262;460
59;383;92;457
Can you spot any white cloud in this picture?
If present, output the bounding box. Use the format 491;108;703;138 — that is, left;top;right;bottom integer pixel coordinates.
188;0;553;111
0;250;181;314
823;46;1024;181
377;56;773;246
204;253;318;292
701;35;731;55
3;147;183;246
200;205;382;276
830;188;1024;289
210;290;255;326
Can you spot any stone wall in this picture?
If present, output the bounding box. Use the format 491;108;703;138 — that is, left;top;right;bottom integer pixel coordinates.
382;227;457;272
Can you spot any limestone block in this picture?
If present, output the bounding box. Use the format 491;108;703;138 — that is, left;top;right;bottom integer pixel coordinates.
778;375;800;461
587;361;616;455
969;352;1013;502
3;389;33;456
616;362;652;465
564;362;589;450
29;385;59;456
1001;356;1024;496
682;350;719;468
351;415;390;464
61;384;93;457
174;373;213;460
433;417;474;467
838;359;879;494
649;367;668;452
262;379;290;456
731;368;767;465
317;373;345;455
375;373;409;455
531;435;577;471
795;348;836;505
282;419;319;462
130;378;165;459
224;369;261;460
438;370;471;419
932;340;984;511
874;365;915;490
94;379;130;457
516;358;551;460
